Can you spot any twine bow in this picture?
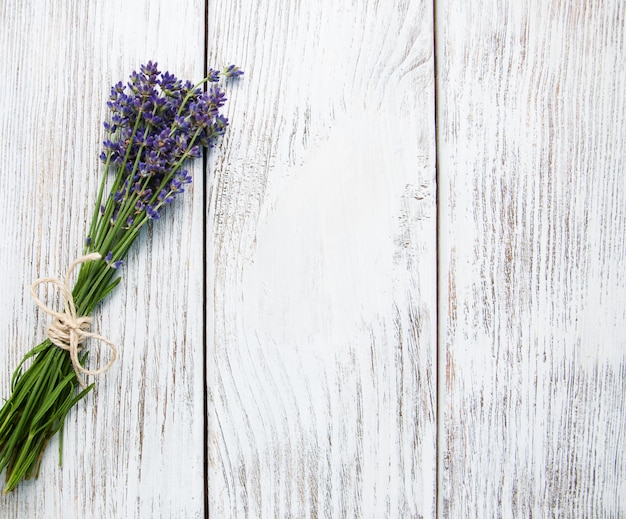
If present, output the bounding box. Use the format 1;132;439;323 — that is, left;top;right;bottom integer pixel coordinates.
30;253;117;389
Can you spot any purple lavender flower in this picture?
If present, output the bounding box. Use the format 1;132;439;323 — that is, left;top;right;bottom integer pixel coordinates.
85;61;242;277
222;64;244;78
146;205;160;220
104;250;124;269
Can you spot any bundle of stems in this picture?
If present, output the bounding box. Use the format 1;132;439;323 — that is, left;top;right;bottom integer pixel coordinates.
0;61;242;493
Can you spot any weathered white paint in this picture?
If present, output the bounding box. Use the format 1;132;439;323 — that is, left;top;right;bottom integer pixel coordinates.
0;1;206;517
1;0;625;517
437;1;626;516
206;0;437;517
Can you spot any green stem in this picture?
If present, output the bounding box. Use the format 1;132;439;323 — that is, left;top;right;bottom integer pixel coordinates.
0;234;118;493
85;154;111;254
92;115;143;252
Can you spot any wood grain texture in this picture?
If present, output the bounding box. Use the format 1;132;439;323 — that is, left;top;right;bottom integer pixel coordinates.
437;1;626;516
206;0;437;517
0;1;206;517
5;0;623;516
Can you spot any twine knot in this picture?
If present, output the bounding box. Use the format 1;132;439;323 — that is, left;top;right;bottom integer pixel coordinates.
30;253;117;389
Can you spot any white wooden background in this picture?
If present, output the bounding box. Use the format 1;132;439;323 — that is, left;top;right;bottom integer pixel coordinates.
0;0;624;517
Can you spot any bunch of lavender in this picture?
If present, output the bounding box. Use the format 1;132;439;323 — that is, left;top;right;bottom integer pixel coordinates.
0;61;242;493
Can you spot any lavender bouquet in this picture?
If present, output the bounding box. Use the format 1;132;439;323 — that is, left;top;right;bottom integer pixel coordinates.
0;61;242;493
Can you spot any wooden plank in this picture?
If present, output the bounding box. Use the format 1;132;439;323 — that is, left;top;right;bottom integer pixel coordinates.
0;1;205;516
437;1;626;516
206;1;437;517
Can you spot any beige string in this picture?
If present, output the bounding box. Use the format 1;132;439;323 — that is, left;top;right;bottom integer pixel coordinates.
30;253;117;389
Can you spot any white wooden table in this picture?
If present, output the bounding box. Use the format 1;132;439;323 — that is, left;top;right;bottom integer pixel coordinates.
1;1;624;517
